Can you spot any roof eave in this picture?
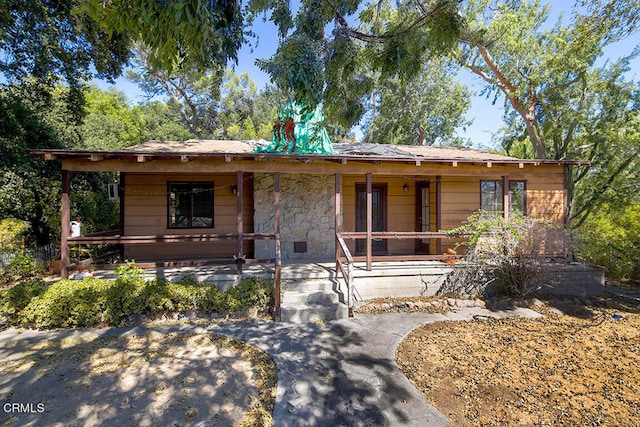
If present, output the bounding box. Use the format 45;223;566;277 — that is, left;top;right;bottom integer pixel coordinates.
28;148;590;166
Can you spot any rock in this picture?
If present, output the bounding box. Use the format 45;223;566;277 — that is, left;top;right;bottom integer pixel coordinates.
406;301;415;309
396;301;408;308
446;298;457;307
473;299;486;308
184;310;199;320
459;299;476;308
380;303;391;310
530;298;544;307
547;307;565;316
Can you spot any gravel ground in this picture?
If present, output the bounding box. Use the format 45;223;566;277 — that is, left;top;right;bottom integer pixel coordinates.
396;292;640;426
0;333;276;426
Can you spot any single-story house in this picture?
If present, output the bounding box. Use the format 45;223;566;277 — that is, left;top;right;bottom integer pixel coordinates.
31;139;587;318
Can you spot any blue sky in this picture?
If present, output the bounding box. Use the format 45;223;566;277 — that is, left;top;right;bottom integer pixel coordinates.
102;2;640;149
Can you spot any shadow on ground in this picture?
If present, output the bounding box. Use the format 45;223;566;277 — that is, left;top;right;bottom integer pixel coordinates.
0;332;263;426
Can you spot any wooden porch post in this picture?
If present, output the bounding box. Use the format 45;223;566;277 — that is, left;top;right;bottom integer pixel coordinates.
563;165;570;226
236;171;244;274
436;175;442;255
502;175;510;219
274;172;281;321
335;173;342;267
61;169;71;279
366;172;372;271
119;172;125;234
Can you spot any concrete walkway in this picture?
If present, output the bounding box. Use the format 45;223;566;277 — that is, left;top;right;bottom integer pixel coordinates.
0;307;541;426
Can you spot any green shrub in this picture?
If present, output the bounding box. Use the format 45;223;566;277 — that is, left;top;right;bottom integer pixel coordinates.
574;204;640;280
19;278;116;328
1;252;42;285
0;278;47;318
15;275;275;329
225;277;274;312
0;218;29;253
114;260;144;282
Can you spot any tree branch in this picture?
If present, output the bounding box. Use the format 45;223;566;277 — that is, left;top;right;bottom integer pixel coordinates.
329;0;460;43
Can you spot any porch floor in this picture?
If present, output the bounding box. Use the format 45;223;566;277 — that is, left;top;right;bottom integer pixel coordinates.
88;259;451;283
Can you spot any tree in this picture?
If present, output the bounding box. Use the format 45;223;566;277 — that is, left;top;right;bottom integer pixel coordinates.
127;46;223;136
135;102;194;143
250;0;465;128
86;0;245;73
255;0;640;226
363;59;471;145
0;0;130;83
456;0;640;225
0;91;65;246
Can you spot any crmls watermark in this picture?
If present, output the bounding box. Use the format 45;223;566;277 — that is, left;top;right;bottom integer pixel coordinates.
3;402;45;413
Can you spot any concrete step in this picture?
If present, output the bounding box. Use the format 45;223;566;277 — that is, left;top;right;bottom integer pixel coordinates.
283;279;338;292
280;303;349;323
280;279;348;323
282;290;341;305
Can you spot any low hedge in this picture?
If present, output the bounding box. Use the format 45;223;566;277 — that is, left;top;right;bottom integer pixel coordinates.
1;275;274;329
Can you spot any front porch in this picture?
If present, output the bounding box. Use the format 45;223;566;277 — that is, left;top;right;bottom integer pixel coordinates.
89;259;453;295
82;259;605;323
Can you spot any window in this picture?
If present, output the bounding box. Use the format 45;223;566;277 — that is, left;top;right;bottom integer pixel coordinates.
168;182;214;228
480;180;526;214
509;181;526;215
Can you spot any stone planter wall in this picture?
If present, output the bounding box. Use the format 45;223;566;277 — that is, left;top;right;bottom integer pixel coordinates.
253;173;335;260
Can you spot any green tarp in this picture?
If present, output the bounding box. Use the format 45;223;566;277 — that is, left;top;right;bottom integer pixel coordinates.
255;102;333;154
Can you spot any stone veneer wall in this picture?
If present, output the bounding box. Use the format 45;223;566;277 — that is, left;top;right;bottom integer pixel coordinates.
253;173;335;260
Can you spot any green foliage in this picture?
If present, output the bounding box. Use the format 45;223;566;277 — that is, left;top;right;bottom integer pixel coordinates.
574;204;640;280
77;86;143;149
251;0;464;127
0;218;29;253
114;260;144;283
0;278;47;318
4;252;42;279
363;59;472;146
0;0;130;94
224;277;274;313
13;275;274;329
0;92;63;245
86;0;244;73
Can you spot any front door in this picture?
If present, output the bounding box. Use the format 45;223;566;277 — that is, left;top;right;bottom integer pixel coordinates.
416;181;430;254
355;183;387;254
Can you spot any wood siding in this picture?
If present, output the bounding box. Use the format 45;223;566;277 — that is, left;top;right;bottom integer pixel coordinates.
123;173;254;261
341;164;565;256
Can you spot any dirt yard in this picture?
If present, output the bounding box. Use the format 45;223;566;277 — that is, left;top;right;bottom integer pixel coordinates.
0;333;276;426
397;292;640;426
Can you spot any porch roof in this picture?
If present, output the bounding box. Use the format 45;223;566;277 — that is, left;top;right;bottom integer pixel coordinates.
31;139;588;166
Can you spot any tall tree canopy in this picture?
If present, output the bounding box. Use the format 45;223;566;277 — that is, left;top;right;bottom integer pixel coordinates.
250;0;465;127
254;0;640;226
456;0;640;225
363;59;471;145
86;0;245;73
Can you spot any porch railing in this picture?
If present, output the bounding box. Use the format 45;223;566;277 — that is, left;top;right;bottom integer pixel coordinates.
66;229;283;320
335;233;356;317
335;231;462;317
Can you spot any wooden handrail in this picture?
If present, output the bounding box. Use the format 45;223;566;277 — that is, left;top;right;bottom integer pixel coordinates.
68;232;277;245
336;234;354;263
339;231;454;239
335;232;356;317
